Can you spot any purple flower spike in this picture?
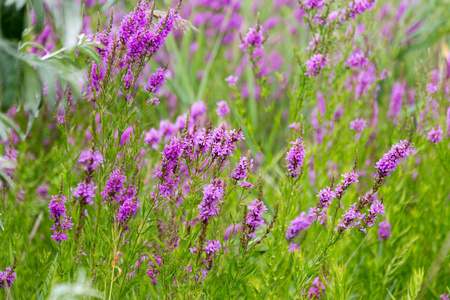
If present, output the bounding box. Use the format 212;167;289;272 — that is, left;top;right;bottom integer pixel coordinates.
286;138;307;178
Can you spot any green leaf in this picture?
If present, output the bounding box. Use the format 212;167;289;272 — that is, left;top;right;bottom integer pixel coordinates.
0;47;20;111
62;0;82;49
0;112;25;140
30;0;44;32
22;64;42;118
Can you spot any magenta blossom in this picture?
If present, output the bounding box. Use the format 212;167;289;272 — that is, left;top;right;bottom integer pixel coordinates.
427;126;443;145
349;118;367;132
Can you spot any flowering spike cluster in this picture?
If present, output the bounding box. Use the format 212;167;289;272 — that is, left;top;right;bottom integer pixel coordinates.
231;156;253;186
349;118;367;132
375;139;414;179
378;220;391;240
204;240;221;255
427;126;443;144
216;101;230;118
302;277;326;299
286;138;307;178
303;0;324;9
388;82;406;120
348;0;378;19
147;255;162;285
78;149;104;172
87;2;179;99
245;199;268;238
225;75;238;86
49;194;73;243
345;49;369;68
285;209;315;240
239;26;264;52
155;125;244;200
288;242;301;252
101;168;127;203
74;149;103;207
145;68;168;94
0;267;16;289
193;0;242;44
198;179;224;223
116;184;140;227
144;128;163;150
336;139;413;233
334;171;359;199
73;182;96;205
313;187;336;224
305;54;329;77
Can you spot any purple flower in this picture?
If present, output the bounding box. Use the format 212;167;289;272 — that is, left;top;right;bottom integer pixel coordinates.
144;128;163;150
147;255;162;285
198;179;224;223
148;97;160;105
337;203;363;231
355;64;377;99
286;138;307;178
245;199;268;238
378;220;391;240
317;187;335;209
191;101;207;120
56;114;65;125
360;199;385;229
73;182;96;205
305;54;329;77
349;118;367;131
225;75;238;86
288;242;301;252
313;186;336;225
302;277;326;299
231;156;253;181
427;126;444;145
224;223;241;241
333;108;344;120
375;139;414;179
334;171;359;199
101;168;126;204
159;120;178;140
239;26;264;52
204;240;221;255
145;68;168;94
78;149;104;171
36;184;49;198
120;126;134;146
441;294;450;300
116;185;140;226
0;267;16;289
49;193;73;243
49;194;68;220
426;69;441;93
345;49;368;68
289;122;301;132
216;101;230;118
286;209;315;240
388;82;406;120
348;0;377;19
237;179;254;189
303;0;324;9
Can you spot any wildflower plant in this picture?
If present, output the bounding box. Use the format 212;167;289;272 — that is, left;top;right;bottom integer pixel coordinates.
0;0;449;299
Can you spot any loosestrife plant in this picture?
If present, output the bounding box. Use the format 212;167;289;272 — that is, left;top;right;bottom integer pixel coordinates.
0;0;449;298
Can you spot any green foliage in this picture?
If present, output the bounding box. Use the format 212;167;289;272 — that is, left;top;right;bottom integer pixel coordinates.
0;0;449;299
